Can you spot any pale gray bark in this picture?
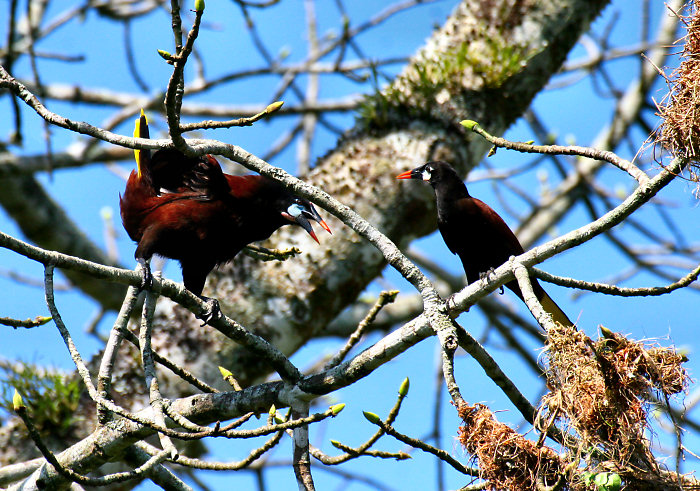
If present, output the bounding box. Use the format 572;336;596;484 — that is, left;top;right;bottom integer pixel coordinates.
153;0;611;387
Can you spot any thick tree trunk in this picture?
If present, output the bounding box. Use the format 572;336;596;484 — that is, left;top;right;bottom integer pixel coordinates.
147;0;610;388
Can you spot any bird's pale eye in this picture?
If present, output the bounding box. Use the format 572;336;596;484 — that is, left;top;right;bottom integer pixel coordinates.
287;203;305;217
422;168;432;181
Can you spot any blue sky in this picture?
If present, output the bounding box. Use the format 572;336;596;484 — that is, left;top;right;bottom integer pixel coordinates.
1;1;698;489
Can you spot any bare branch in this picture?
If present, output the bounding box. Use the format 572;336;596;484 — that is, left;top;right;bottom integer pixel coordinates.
324;290;399;370
533;263;700;296
462;120;649;185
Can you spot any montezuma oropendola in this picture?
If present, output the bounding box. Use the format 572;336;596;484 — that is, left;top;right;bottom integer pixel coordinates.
120;111;331;319
397;160;573;328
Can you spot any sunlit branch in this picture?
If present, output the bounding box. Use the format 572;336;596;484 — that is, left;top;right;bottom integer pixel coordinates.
463;120;649;185
139;281;178;458
533;263;700;296
324;290;399;370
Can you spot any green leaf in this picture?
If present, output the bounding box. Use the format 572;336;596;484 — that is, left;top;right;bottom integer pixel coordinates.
194;0;205;12
330;403;345;416
593;472;622;491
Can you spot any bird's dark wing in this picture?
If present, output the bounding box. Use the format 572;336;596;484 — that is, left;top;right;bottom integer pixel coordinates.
149;150;230;201
438;196;525;286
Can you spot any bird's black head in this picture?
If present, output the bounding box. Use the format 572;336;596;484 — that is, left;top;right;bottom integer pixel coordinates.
396;161;461;186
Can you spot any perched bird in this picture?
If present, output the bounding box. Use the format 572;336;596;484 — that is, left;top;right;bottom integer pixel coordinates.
397;160;572;328
120;111;331;318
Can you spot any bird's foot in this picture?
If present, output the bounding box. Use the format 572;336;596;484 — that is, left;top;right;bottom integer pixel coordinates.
136;259;153;291
479;267;503;294
197;296;222;326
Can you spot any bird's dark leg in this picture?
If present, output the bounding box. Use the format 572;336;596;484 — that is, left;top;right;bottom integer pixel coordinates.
479;267;504;294
196;295;221;326
182;261;221;325
136;257;153;291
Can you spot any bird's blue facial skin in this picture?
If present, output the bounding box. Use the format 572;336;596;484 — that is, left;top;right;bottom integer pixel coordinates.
287;203;305;218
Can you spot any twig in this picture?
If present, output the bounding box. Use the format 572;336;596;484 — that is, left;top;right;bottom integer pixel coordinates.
164;2;204;149
219;366;244;391
440;342;464;407
432;344;446;491
298;0;320;175
314;377;408;465
118;403;341;442
42;264;227;441
123;444;192;491
139;278;178;459
532;263;700;296
97;285;140;423
123;19;149;93
120;325;219;394
161;401;210;433
179;100;284;132
169;0;184;50
458;326;562;450
0;64;163;152
316;442;410;461
241;244;302;262
43;264;99;404
516;0;682;249
462;120;650;185
140;427;284;470
24;0;54;176
363;413;477;477
324;290;399;369
291;404;315;491
0;315;52;328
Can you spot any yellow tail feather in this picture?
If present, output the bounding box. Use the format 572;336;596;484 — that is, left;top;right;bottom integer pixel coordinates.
539;291;574;328
133;109;149;179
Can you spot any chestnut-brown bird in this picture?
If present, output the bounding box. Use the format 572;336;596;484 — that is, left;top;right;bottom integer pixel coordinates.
120;111;331;318
397;160;572;328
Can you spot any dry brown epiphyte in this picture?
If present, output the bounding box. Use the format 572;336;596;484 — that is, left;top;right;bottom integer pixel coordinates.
537;323;689;487
656;1;700;183
457;402;563;491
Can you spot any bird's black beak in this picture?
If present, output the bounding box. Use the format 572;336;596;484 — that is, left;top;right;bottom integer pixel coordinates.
396;168;420;180
294;214;319;243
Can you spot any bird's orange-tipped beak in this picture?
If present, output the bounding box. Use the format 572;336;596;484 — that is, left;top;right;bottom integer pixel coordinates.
308;229;320;244
318;219;332;235
396;169;415;180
